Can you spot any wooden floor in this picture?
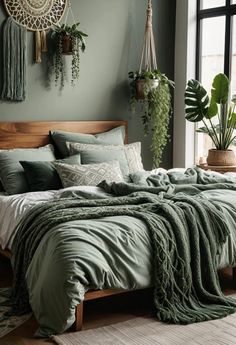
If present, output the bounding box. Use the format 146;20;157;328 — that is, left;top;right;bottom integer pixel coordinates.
0;255;235;345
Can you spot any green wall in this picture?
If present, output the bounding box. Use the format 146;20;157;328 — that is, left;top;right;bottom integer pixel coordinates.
0;0;175;169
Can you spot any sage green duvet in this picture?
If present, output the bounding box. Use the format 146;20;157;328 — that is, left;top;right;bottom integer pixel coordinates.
10;168;236;337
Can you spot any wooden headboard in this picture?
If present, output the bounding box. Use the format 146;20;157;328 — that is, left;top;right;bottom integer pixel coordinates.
0;120;128;149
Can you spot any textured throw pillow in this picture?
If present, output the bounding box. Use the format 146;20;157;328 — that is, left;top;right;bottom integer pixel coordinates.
54;161;124;187
20;155;81;192
0;144;56;195
50;126;125;157
67;142;144;175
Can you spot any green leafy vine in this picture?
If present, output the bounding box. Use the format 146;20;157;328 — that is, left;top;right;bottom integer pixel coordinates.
50;22;87;88
129;70;174;168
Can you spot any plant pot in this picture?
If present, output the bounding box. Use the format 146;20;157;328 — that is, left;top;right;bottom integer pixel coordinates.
206;149;236;166
61;35;73;55
135;79;159;100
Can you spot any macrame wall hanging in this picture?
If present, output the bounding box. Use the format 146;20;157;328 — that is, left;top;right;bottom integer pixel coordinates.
1;17;27;101
139;0;157;73
4;0;68;63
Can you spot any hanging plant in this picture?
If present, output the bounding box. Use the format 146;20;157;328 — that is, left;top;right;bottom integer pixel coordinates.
129;70;174;168
129;0;174;168
50;22;88;88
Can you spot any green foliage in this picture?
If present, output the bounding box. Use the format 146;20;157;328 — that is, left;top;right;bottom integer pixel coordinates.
50;22;87;88
129;70;174;168
185;79;209;122
185;73;236;150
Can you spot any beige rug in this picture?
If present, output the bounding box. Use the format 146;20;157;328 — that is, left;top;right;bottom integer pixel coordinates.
52;313;236;345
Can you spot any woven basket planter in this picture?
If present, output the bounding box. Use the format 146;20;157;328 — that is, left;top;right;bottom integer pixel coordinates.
207;149;236;166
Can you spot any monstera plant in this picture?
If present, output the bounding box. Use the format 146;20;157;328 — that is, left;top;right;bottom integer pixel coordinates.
185;73;236;166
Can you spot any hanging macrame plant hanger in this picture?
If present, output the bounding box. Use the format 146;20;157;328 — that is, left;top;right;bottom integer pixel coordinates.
139;0;157;73
136;0;158;99
3;0;68;63
60;0;77;55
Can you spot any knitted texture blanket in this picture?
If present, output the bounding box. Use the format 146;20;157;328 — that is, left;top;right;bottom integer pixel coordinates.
10;181;236;324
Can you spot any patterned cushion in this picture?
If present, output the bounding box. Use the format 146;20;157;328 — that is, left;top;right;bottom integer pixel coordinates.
67;142;144;175
54;161;124;187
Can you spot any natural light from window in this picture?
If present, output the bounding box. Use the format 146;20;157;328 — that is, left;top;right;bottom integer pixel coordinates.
201;0;225;9
200;17;225;91
197;17;225;160
196;2;236;163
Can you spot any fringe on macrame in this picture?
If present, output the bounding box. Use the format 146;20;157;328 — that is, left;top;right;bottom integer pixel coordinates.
1;17;27;102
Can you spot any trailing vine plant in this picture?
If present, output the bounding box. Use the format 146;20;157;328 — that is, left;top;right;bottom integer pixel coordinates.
129;70;174;167
50;23;87;88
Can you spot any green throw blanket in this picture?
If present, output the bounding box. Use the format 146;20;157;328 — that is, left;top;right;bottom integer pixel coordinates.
11;168;236;324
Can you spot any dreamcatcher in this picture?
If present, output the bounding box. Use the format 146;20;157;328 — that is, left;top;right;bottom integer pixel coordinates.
4;0;68;62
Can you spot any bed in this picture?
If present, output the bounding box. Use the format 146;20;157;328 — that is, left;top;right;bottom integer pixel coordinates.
0;120;131;331
0;120;236;337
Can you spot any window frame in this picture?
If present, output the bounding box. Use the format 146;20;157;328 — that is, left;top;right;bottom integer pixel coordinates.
196;0;236;80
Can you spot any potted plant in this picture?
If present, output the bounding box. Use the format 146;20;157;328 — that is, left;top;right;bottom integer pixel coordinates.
50;22;88;87
185;73;236;166
129;69;174;168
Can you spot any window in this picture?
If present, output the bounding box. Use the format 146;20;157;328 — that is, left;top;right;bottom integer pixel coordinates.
196;0;236;160
201;0;225;10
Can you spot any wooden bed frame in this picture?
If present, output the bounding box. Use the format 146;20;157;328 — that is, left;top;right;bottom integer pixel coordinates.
0;120;130;331
0;121;236;331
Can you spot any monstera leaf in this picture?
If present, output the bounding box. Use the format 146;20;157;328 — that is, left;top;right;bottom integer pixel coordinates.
185;79;209;122
211;73;229;104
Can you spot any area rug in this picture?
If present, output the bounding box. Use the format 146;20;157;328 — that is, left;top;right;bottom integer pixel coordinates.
52;313;236;345
0;287;32;338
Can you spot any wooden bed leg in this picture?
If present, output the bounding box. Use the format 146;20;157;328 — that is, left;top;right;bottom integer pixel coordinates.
75;302;84;331
233;267;236;288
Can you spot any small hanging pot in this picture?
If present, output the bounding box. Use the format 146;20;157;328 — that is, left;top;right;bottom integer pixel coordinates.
135;79;159;100
61;34;73;55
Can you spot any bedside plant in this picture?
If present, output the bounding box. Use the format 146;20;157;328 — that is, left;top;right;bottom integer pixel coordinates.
129;69;174;168
50;22;88;88
185;73;236;166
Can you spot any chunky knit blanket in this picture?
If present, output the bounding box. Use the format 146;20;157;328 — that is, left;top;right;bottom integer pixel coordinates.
11;178;236;324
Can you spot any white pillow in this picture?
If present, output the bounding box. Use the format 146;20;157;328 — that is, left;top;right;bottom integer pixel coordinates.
54;161;124;187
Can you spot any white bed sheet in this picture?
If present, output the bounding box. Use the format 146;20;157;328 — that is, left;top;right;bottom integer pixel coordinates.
0;186;108;250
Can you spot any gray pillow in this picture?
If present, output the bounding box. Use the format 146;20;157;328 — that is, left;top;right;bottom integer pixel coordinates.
50;126;125;157
80;149;129;177
0;145;56;195
54;161;124;187
67;142;144;176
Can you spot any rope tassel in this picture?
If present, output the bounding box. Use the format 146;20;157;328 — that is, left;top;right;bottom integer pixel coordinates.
35;30;42;63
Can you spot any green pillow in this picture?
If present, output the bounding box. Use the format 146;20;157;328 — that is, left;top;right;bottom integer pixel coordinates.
79;149;129;177
0;145;55;195
20;155;81;192
50;126;125;157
